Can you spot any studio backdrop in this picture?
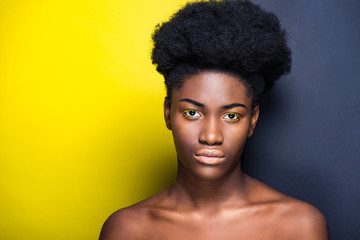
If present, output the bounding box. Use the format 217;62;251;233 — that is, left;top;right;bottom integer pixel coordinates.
0;0;359;239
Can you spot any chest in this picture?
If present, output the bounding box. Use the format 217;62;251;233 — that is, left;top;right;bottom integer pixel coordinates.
141;215;296;240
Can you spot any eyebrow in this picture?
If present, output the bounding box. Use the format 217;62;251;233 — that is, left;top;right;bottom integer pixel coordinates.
179;98;247;109
223;103;247;109
179;98;204;108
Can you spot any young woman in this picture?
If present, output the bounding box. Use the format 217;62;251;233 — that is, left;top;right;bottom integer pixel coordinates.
100;1;329;239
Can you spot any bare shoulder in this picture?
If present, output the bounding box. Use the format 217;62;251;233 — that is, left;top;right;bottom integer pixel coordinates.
283;199;329;239
248;177;329;239
99;187;172;240
99;206;144;240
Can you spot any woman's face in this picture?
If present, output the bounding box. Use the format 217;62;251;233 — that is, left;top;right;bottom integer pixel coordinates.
164;71;259;180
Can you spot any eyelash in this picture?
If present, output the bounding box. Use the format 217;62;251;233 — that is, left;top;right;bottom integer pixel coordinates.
183;109;201;119
183;110;241;122
222;113;241;122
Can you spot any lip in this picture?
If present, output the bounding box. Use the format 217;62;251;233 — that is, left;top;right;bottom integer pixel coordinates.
194;149;225;165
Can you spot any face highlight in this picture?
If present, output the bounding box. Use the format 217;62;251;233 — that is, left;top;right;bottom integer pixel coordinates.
164;71;259;180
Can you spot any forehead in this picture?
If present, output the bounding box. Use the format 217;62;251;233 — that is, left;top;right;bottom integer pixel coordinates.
171;71;252;107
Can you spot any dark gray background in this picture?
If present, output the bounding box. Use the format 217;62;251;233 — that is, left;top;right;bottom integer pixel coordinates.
242;0;360;239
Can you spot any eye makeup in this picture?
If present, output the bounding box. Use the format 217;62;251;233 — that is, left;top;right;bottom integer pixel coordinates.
222;112;241;122
183;109;201;119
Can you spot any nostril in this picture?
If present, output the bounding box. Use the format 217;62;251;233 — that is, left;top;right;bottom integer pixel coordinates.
198;119;224;145
198;133;223;145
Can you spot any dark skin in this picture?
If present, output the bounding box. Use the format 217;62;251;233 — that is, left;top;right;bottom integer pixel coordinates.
100;71;329;240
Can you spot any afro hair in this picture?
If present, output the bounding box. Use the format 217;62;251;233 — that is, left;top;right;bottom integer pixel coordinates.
151;0;291;105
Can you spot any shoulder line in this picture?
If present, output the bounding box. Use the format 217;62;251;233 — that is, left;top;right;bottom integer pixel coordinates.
284;200;329;239
99;206;147;240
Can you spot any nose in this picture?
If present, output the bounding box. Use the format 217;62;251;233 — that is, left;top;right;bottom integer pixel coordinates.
198;117;224;146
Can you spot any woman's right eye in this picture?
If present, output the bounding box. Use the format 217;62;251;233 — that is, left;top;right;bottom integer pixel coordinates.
183;109;201;119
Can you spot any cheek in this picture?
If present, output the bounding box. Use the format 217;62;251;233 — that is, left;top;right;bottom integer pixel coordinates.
171;116;198;157
223;122;250;154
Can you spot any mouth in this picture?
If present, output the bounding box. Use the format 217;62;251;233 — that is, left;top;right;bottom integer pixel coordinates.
194;149;225;165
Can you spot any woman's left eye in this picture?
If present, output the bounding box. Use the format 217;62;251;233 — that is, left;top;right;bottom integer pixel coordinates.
223;113;240;121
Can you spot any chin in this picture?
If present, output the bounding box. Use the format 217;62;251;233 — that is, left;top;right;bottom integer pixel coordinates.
189;164;236;181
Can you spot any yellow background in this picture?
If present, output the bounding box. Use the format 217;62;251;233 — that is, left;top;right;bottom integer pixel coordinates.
0;0;190;239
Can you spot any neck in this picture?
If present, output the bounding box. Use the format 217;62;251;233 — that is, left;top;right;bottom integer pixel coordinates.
171;160;250;212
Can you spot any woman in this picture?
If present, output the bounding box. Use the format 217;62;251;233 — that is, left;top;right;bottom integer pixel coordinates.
100;0;329;239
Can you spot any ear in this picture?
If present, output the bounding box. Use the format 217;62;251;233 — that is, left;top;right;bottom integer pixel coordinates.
164;97;172;130
248;105;259;137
